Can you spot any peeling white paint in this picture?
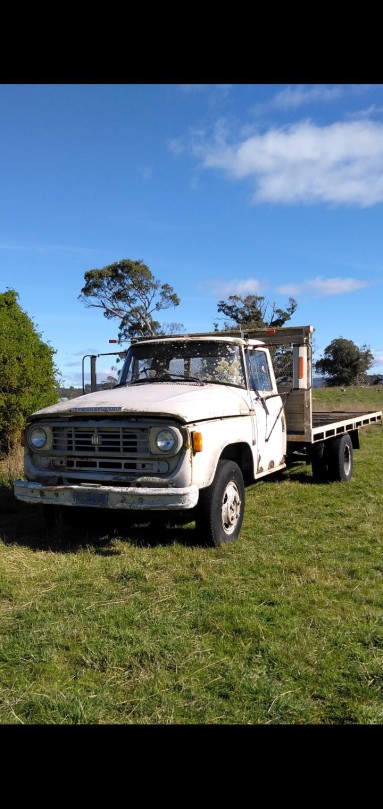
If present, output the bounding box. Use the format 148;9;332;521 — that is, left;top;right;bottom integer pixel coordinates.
32;382;252;424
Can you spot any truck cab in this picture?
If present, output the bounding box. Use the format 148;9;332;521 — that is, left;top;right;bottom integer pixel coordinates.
14;332;286;545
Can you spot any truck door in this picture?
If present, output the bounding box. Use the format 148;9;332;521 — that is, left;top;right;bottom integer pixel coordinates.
247;348;286;474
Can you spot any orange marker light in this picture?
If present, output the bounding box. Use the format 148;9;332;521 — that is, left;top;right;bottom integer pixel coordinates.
298;356;305;379
192;431;203;453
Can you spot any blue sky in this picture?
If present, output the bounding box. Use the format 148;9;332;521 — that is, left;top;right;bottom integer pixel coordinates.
1;83;383;385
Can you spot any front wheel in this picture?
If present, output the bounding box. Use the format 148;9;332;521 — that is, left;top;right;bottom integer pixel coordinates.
196;460;245;547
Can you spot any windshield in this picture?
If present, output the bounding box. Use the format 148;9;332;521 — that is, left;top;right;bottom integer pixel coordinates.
119;340;246;388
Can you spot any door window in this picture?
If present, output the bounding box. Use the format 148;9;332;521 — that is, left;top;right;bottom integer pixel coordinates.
248;351;272;392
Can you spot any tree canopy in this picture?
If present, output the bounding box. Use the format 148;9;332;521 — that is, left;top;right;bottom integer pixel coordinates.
0;290;59;453
215;294;298;331
79;259;183;341
214;294;298;382
315;337;374;386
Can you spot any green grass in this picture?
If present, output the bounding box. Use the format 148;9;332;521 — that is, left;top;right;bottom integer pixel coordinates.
0;388;382;724
312;383;383;412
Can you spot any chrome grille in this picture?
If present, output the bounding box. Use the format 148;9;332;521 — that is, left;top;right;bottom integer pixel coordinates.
51;425;149;455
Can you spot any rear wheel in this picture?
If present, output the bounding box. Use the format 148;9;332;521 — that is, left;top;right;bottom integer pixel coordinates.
196;460;245;547
326;434;353;482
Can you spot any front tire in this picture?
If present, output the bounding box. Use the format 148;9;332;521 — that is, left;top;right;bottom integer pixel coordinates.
196;460;245;547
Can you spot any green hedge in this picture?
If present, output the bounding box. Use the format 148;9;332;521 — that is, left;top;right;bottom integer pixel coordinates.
0;290;59;454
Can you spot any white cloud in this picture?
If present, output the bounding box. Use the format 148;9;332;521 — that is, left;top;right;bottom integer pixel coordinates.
62;361;118;387
349;104;383;119
189;175;200;190
168;137;185;157
277;276;372;296
137;165;153;180
71;348;100;357
194;120;383;207
251;85;378;118
271;84;345;109
207;278;263;298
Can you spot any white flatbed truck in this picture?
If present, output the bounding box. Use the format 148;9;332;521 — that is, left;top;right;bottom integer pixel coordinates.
14;325;382;546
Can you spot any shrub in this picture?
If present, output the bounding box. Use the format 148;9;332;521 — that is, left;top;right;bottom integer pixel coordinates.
0;290;59;455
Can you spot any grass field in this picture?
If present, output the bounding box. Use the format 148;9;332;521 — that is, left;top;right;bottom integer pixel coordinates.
0;387;382;725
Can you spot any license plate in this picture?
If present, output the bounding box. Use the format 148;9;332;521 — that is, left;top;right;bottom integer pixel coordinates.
72;489;108;507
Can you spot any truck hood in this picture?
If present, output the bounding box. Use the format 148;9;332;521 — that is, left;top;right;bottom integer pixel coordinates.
31;383;252;423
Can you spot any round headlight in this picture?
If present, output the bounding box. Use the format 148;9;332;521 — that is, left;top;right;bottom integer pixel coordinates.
155;428;177;453
29;426;48;449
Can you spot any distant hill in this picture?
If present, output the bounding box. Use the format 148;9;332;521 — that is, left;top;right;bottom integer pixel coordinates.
59;381;117;400
59;374;381;401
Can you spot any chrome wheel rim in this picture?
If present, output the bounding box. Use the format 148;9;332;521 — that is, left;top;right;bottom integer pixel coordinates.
221;481;242;535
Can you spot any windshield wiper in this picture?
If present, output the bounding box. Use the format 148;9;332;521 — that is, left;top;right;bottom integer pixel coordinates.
129;378;152;384
127;370;206;385
199;379;245;388
152;373;205;385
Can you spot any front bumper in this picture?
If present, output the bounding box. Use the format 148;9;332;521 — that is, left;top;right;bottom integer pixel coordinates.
13;480;199;511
